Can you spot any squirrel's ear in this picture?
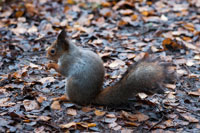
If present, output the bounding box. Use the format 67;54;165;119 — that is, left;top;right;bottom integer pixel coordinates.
57;29;69;50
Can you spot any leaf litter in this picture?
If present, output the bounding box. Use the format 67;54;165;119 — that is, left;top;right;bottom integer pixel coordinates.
0;0;200;132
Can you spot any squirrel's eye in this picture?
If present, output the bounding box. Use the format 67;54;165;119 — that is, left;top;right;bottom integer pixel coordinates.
50;49;55;54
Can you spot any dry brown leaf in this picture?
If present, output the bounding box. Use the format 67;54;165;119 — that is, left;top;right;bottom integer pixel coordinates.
184;23;195;32
124;121;140;127
118;20;128;27
39;77;55;84
176;69;188;76
0;98;12;107
134;52;147;62
52;95;69;101
135;113;149;122
25;3;37;16
106;113;116;118
163;119;174;127
82;107;93;112
77;122;96;128
167;92;176;99
67;108;77;116
113;125;122;131
121;129;134;133
119;9;133;15
12;72;21;79
37;96;47;103
113;1;134;10
181;113;199;123
162;38;183;51
109;59;125;69
165;84;176;90
101;1;111;7
127;53;136;59
23;119;31;123
100;8;112;17
98;52;111;58
188;91;200;96
60;122;76;128
51;101;61;110
95;110;106;116
38;116;51;121
15;11;24;18
121;111;137;122
23;100;40;111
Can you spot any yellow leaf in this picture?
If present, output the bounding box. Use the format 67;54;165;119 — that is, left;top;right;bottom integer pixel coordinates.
141;11;149;16
67;0;75;4
87;123;97;127
77;122;96;128
182;36;192;41
118;20;128;26
94;110;106;116
23;119;31;123
131;14;138;21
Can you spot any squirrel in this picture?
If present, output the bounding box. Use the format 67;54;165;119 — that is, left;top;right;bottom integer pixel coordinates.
46;29;168;106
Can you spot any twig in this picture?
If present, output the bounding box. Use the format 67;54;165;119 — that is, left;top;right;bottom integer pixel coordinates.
148;112;165;131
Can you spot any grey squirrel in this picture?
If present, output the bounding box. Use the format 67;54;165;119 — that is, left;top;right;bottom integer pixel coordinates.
46;29;168;106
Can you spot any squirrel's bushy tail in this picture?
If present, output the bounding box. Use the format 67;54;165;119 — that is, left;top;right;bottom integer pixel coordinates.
93;59;168;106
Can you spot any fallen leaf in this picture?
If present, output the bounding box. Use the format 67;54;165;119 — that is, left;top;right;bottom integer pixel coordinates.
37;96;47;103
38;116;51;121
165;84;176;90
94;110;106;116
181;113;199;123
124;121;140;127
188;91;200;96
106;113;116;118
23;100;40;111
77;122;96;128
119;9;133;15
82;107;93;112
60;122;76;128
109;59;125;69
67;108;77;116
51;101;61;110
138;93;148;99
39;77;55;84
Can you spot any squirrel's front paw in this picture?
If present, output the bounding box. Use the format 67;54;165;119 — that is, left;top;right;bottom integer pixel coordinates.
47;63;56;70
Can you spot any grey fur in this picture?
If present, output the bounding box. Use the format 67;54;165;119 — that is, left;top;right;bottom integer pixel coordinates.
58;41;105;105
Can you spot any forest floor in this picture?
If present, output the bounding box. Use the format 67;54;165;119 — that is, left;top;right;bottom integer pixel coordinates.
0;0;200;132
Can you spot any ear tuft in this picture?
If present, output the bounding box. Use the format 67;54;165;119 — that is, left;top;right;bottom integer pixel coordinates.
57;29;69;50
58;29;66;40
